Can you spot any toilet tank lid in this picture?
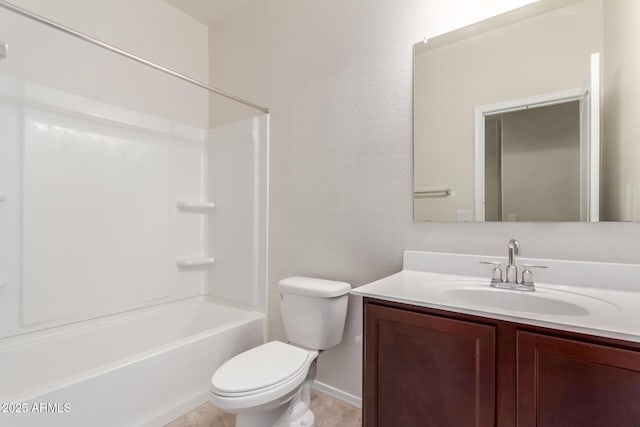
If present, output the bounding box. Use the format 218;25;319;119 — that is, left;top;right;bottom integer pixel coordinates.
278;277;351;298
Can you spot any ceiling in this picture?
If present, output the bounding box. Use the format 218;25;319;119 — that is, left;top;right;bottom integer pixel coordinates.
164;0;251;27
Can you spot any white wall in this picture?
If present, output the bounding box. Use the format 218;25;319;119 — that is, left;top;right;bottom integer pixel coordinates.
7;0;209;82
0;0;209;127
207;0;640;401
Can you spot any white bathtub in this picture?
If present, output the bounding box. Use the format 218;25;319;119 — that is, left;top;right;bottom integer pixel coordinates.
0;297;264;427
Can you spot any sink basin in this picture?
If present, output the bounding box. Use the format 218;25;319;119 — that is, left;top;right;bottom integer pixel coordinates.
441;288;589;316
429;280;619;317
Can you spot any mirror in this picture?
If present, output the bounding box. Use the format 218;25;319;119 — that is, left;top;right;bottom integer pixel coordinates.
413;0;639;222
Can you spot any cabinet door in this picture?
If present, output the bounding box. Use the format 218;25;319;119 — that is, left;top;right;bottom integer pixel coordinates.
364;304;496;427
517;331;640;427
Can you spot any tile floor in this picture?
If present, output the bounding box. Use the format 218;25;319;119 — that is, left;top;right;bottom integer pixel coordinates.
166;391;361;427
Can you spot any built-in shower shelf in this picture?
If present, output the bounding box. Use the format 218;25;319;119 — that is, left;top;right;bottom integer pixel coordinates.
176;201;215;212
176;257;215;268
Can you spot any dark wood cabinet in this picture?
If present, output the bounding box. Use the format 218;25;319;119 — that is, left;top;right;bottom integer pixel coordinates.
517;331;640;427
363;298;640;427
364;304;496;427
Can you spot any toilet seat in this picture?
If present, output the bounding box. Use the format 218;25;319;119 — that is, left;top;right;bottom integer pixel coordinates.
211;341;318;398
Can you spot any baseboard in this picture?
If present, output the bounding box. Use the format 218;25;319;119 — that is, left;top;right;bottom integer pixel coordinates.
312;380;362;408
142;382;360;425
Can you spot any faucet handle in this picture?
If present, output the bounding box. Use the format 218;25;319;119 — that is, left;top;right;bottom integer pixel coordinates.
521;264;548;286
480;261;503;284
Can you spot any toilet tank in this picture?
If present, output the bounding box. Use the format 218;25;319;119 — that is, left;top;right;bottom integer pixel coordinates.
278;277;351;350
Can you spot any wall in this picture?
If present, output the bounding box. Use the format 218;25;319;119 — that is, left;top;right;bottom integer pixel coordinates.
603;0;640;221
207;0;640;401
413;0;601;222
0;0;209;127
8;0;209;81
501;102;581;221
0;1;211;337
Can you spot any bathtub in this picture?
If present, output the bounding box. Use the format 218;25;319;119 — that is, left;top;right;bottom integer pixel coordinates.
0;297;265;427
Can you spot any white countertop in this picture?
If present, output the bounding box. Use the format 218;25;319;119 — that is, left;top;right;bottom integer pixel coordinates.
352;252;640;344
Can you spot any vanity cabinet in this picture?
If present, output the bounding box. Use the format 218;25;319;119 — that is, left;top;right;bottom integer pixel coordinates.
517;331;640;427
363;298;640;427
364;304;496;427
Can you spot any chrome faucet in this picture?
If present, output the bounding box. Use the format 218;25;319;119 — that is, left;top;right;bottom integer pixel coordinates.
480;238;545;292
505;239;520;284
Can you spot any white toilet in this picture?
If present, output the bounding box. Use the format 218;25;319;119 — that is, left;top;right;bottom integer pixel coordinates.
209;277;351;427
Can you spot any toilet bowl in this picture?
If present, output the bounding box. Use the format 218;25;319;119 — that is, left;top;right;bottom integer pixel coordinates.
209;277;351;427
210;341;318;426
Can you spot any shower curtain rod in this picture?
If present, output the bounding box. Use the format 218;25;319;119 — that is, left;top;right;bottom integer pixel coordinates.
0;0;269;114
